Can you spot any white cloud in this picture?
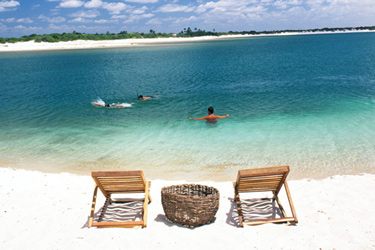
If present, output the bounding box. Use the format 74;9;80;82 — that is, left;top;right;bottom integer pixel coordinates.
195;4;208;14
50;17;67;23
0;22;8;30
1;17;33;23
47;23;77;32
122;12;154;24
69;17;86;23
125;12;154;23
102;2;129;14
133;13;154;19
1;17;15;22
112;15;127;19
171;15;198;24
286;0;303;4
0;0;19;7
70;10;99;18
274;1;289;9
0;0;20;12
198;0;259;13
84;0;103;8
17;18;33;23
14;24;26;29
124;0;158;3
94;19;117;24
68;17;116;24
274;0;302;9
132;6;148;14
140;13;154;18
325;0;367;4
145;18;162;25
38;15;66;23
59;0;84;8
241;5;267;13
156;4;195;12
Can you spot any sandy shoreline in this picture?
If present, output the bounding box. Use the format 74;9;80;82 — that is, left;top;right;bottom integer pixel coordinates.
1;30;374;52
1;167;374;249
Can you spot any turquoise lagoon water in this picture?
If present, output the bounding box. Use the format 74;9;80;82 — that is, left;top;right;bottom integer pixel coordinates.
1;33;375;180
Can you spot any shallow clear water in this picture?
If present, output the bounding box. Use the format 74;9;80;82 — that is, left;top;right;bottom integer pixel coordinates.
1;33;375;180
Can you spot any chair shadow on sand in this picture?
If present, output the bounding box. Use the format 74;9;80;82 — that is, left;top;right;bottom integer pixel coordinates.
83;197;284;228
82;199;144;228
226;197;283;227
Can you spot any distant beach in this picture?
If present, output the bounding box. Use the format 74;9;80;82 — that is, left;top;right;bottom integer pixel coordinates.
1;30;374;52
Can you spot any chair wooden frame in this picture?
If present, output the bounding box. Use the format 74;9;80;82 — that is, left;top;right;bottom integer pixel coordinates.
88;170;152;228
233;165;298;227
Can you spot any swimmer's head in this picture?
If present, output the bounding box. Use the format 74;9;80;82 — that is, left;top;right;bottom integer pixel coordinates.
105;103;110;107
208;106;214;114
138;95;143;99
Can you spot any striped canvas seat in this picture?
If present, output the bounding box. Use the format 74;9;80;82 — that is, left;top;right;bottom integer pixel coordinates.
88;170;151;228
233;165;298;226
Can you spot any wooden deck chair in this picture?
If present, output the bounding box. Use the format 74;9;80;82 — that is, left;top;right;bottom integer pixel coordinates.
88;170;152;228
233;165;298;227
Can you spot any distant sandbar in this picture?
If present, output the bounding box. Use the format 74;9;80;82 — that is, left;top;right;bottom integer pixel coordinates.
1;30;374;52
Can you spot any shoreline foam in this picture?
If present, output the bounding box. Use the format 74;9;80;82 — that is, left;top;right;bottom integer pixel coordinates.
2;158;375;182
1;30;374;52
1;167;374;249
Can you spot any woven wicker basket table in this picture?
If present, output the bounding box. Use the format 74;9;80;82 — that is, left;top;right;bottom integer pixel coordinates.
161;184;219;227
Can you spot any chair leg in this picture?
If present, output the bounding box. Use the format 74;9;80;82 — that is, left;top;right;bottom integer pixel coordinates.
142;181;151;228
89;185;99;228
284;180;298;224
233;184;244;227
236;197;244;227
147;181;152;203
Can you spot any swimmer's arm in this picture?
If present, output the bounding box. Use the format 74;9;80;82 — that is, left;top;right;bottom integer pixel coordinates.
92;102;104;107
189;116;209;120
216;114;229;119
113;103;134;107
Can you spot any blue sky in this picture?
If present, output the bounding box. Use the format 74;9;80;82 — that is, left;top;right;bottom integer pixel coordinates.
0;0;374;37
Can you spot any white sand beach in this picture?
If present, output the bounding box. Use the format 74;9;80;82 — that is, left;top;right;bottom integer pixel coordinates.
1;167;374;249
1;30;374;52
0;37;220;52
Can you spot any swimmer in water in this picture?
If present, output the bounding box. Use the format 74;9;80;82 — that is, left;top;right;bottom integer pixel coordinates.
92;102;133;108
138;94;160;100
189;106;229;123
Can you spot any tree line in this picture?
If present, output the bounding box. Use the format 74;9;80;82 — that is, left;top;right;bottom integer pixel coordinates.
226;26;375;35
1;26;374;44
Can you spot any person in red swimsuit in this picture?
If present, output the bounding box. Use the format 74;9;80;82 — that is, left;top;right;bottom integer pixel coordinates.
189;107;229;123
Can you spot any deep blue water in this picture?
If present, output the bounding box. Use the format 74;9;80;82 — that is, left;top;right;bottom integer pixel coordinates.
1;33;375;180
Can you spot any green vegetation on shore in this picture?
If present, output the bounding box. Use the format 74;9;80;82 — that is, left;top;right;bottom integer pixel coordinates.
1;26;374;44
